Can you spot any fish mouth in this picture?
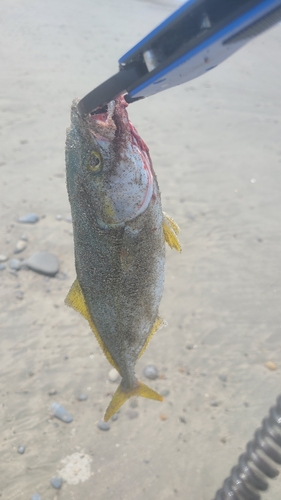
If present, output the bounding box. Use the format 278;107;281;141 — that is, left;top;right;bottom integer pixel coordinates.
86;100;116;141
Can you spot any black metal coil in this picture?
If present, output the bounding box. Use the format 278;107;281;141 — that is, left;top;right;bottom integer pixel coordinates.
212;394;281;500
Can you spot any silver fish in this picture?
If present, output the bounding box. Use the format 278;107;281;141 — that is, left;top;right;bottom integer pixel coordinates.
65;96;180;421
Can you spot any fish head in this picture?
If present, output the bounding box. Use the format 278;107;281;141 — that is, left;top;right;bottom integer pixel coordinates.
66;96;154;226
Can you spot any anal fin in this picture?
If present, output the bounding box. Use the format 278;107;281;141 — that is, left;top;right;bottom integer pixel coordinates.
65;278;119;372
163;212;181;252
104;380;163;422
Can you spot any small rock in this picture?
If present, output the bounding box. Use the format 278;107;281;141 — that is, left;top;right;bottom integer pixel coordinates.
65;215;72;223
18;213;39;224
129;398;138;409
143;364;158;380
126;409;139;419
9;259;21;271
17;445;25;454
179;416;187;424
50;476;63;489
108;368;119;382
111;414;118;422
16;291;24;300
31;494;41;500
185;344;193;350
25;252;59;277
160;389;170;397
159;413;168;421
56;214;62;221
220;437;227;444
0;264;6;270
218;374;227;383
210;400;219;407
97;420;110;431
77;393;88;401
265;361;277;371
51;403;73;423
14;240;27;254
0;254;8;262
21;234;28;241
48;389;57;396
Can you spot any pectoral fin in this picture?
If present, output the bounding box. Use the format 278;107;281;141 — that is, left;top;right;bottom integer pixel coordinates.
163;212;181;252
65;279;119;372
104;380;163;422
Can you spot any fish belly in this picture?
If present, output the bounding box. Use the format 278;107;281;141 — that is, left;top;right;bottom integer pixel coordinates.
72;179;165;384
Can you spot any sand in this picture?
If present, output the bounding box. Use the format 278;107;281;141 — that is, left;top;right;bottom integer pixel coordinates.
1;1;281;499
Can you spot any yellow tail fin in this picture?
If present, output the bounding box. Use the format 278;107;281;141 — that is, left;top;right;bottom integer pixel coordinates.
104;380;163;422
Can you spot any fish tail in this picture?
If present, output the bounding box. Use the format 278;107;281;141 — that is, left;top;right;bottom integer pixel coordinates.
103;380;163;422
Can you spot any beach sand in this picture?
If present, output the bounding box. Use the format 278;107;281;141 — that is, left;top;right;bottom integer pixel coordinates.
1;1;281;499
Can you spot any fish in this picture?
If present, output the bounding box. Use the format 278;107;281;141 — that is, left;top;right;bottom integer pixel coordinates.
65;96;181;421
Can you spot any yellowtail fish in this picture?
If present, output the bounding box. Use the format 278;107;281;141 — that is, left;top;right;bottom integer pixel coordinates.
65;96;180;421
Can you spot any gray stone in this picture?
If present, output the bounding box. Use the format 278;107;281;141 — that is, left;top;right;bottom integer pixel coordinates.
51;402;73;423
210;400;220;407
9;259;21;271
31;495;41;500
56;214;62;221
25;252;59;276
48;388;57;396
77;393;88;401
160;389;170;397
0;264;6;270
14;240;27;254
129;398;138;408
111;414;118;421
143;364;158;380
17;445;25;454
126;409;139;419
0;254;8;262
18;213;39;224
218;374;227;383
97;420;110;431
179;416;187;424
50;476;63;489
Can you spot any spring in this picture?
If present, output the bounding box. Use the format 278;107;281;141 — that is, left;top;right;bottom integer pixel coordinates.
212;394;281;500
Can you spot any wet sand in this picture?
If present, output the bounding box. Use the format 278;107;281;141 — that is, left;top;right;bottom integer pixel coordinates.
1;1;281;499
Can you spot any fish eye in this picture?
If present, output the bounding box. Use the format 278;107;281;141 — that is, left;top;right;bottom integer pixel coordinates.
87;151;102;172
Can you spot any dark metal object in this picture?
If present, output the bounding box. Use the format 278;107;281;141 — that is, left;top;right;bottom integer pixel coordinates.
212;394;281;500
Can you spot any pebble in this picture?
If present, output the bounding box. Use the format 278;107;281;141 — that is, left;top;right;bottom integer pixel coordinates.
56;214;62;221
65;215;72;223
21;234;28;241
18;213;39;224
16;291;24;300
9;259;21;271
48;389;57;396
97;420;110;431
0;264;6;270
129;398;138;408
25;252;59;276
14;240;27;254
0;254;8;262
51;403;73;423
17;445;25;454
265;361;277;371
111;414;118;421
160;389;170;397
210;400;220;407
50;476;63;489
179;416;187;424
31;494;41;500
77;393;88;401
126;409;139;419
218;374;228;382
108;368;119;382
143;364;158;380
